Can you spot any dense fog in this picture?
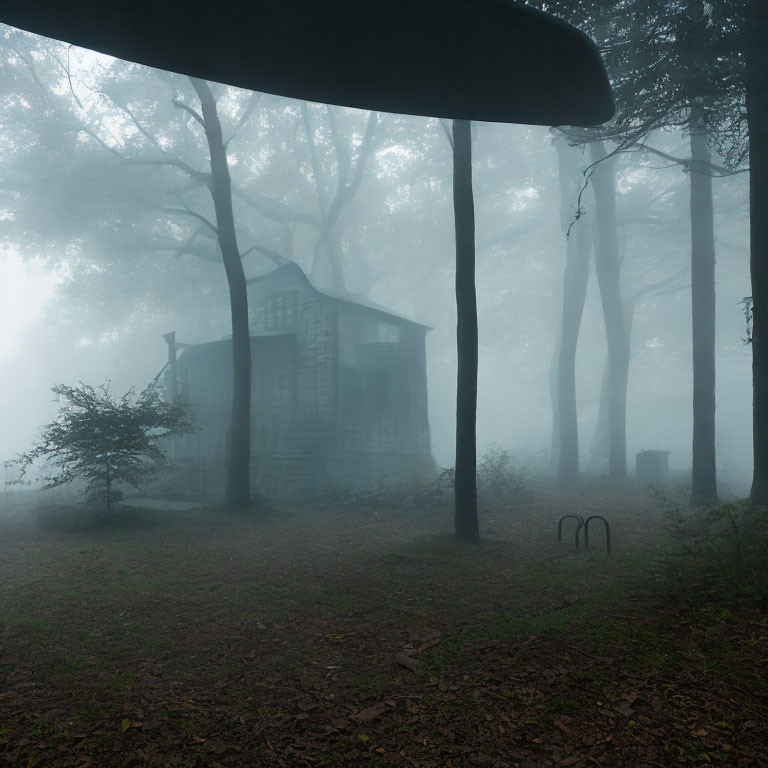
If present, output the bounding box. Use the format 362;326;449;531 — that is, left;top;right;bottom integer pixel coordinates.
3;4;768;766
0;29;751;495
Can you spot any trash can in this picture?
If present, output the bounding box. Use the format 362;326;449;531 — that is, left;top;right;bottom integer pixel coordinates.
635;450;670;482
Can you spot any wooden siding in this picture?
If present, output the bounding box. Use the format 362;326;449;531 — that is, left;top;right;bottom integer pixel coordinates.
156;263;433;497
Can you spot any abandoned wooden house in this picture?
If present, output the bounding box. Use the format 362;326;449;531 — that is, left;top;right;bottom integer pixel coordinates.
157;260;434;498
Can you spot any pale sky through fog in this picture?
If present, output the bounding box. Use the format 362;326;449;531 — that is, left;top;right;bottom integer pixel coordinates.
0;251;60;362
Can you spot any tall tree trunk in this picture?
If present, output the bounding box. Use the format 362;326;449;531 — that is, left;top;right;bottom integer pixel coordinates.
105;458;111;515
553;137;591;483
191;78;252;508
589;296;634;476
549;351;560;473
747;0;768;504
589;276;687;475
312;228;346;293
689;103;718;502
587;362;610;473
589;141;628;476
452;119;479;543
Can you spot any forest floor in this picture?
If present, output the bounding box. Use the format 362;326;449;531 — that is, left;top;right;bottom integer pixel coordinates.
0;479;766;767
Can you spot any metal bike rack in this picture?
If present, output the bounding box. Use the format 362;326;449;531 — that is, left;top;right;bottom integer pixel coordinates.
583;514;611;556
557;514;584;547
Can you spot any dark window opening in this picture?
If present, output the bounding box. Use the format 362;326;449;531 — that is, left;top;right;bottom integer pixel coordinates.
366;370;388;410
340;367;389;412
266;291;298;329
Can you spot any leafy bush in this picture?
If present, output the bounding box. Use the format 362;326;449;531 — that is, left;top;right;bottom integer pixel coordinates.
477;447;528;509
8;382;195;513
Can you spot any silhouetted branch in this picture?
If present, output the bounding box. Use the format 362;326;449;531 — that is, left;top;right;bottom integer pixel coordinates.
148;201;218;234
124;156;210;185
172;96;205;127
233;186;320;228
302;102;330;216
440;119;455;150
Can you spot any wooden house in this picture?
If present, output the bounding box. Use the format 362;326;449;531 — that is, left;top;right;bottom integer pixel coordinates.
159;260;434;498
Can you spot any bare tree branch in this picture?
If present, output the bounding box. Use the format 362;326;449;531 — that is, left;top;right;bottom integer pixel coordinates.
327;105;351;188
302;102;330;217
123;156;210;185
147;201;218;234
440;119;455;150
172;96;205;127
630;142;742;177
627;266;689;307
65;45;84;110
225;91;262;146
101;94;166;151
232;185;320;228
79;126;123;157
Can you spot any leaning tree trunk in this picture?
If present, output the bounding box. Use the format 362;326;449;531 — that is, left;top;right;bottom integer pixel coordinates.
191;78;252;508
689;103;718;502
747;0;768;505
552;137;592;483
589;141;628;476
452;119;479;543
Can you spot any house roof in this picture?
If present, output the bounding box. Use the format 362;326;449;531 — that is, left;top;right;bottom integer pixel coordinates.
181;334;296;353
246;261;431;330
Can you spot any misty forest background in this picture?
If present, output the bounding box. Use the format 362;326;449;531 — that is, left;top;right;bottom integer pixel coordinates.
1;2;768;767
0;2;754;499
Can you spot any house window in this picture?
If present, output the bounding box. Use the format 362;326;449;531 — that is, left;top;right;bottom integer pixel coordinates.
266;291;298;329
340;367;389;411
378;322;400;343
366;370;389;410
272;368;293;409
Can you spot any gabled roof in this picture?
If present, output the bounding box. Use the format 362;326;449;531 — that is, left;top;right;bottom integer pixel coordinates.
246;261;430;330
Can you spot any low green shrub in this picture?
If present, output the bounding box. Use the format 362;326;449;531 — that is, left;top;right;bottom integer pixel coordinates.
660;492;768;595
321;448;528;513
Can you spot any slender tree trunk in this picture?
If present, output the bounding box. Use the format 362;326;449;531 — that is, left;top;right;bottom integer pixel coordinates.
452;119;479;542
552;137;591;483
689;104;718;502
105;458;111;515
589;141;628;476
589;299;635;475
549;351;560;473
747;1;768;504
587;362;610;473
313;228;346;293
191;78;252;508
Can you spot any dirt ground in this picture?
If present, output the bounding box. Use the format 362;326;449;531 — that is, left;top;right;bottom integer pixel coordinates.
0;481;766;767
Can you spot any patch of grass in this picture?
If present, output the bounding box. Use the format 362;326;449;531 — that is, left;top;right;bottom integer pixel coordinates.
443;696;473;713
547;693;584;714
349;673;387;702
116;576;176;595
421;635;469;673
256;706;283;718
171;717;204;739
489;609;577;644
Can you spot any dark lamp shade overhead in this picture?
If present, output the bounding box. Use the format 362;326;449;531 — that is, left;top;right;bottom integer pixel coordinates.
0;0;613;126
